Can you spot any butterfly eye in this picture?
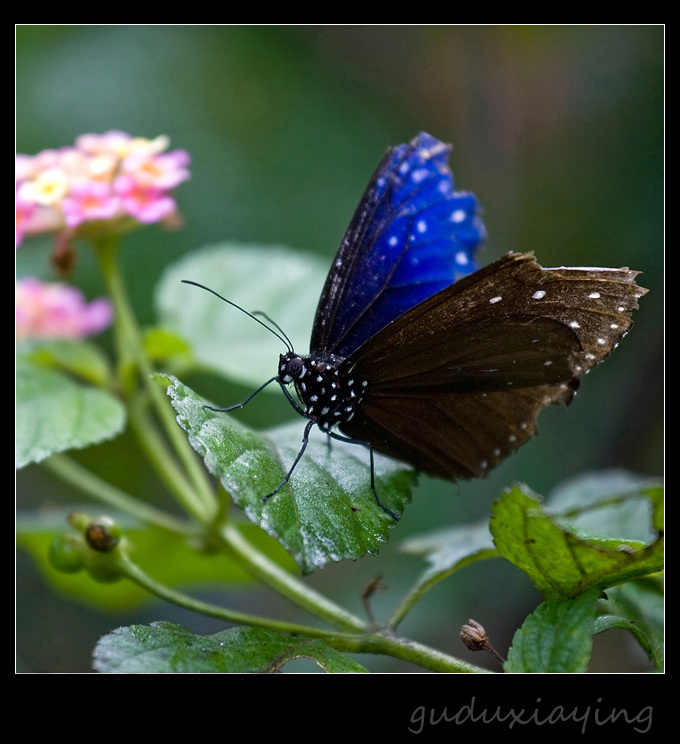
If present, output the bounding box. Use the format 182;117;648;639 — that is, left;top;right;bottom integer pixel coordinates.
283;355;305;379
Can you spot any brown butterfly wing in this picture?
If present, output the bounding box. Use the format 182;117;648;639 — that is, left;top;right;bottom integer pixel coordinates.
340;252;646;480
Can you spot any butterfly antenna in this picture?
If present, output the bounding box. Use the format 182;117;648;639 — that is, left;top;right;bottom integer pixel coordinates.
181;280;293;351
252;310;294;353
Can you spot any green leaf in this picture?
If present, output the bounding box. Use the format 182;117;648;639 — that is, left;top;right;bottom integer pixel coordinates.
17;507;296;611
490;483;663;600
546;470;661;544
143;326;191;361
596;577;664;669
92;621;369;673
505;590;600;673
391;523;499;630
16;358;126;469
17;338;113;386
400;521;499;587
155;243;327;387
162;374;414;573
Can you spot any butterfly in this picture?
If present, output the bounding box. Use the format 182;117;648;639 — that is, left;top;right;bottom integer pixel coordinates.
186;132;647;520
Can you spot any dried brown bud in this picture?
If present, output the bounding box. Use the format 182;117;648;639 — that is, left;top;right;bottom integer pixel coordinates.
50;234;78;278
460;618;505;665
460;619;489;651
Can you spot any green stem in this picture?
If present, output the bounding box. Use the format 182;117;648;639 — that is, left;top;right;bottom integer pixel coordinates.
93;235;215;521
387;592;422;631
46;454;364;637
48;448;379;635
127;395;204;514
117;553;337;637
45;454;191;534
218;523;368;633
387;574;445;631
387;552;500;631
326;633;493;673
50;453;488;671
117;553;491;673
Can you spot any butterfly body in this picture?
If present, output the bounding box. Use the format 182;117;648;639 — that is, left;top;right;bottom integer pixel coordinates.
278;351;367;432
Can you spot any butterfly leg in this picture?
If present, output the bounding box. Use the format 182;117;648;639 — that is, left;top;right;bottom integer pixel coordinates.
262;419;315;503
203;376;279;413
328;432;400;522
277;380;306;416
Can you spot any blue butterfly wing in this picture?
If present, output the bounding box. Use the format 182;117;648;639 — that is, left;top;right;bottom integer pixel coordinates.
310;132;486;359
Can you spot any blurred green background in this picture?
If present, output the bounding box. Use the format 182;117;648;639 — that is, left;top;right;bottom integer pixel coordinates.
16;25;663;673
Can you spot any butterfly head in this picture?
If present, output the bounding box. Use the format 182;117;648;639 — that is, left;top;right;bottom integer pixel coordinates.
278;351;368;431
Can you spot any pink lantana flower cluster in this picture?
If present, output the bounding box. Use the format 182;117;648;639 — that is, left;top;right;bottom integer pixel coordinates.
16;277;113;341
16;131;190;246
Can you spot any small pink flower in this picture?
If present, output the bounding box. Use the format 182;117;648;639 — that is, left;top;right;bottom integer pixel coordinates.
16;278;113;340
16;132;191;244
113;174;177;223
61;180;121;228
18;166;69;206
120;148;191;190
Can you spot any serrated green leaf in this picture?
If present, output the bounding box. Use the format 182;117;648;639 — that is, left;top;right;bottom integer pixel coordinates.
162;374;414;573
17;507;296;611
155;243;327;386
505;590;599;673
16;358;126;468
490;483;663;600
92;621;369;673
